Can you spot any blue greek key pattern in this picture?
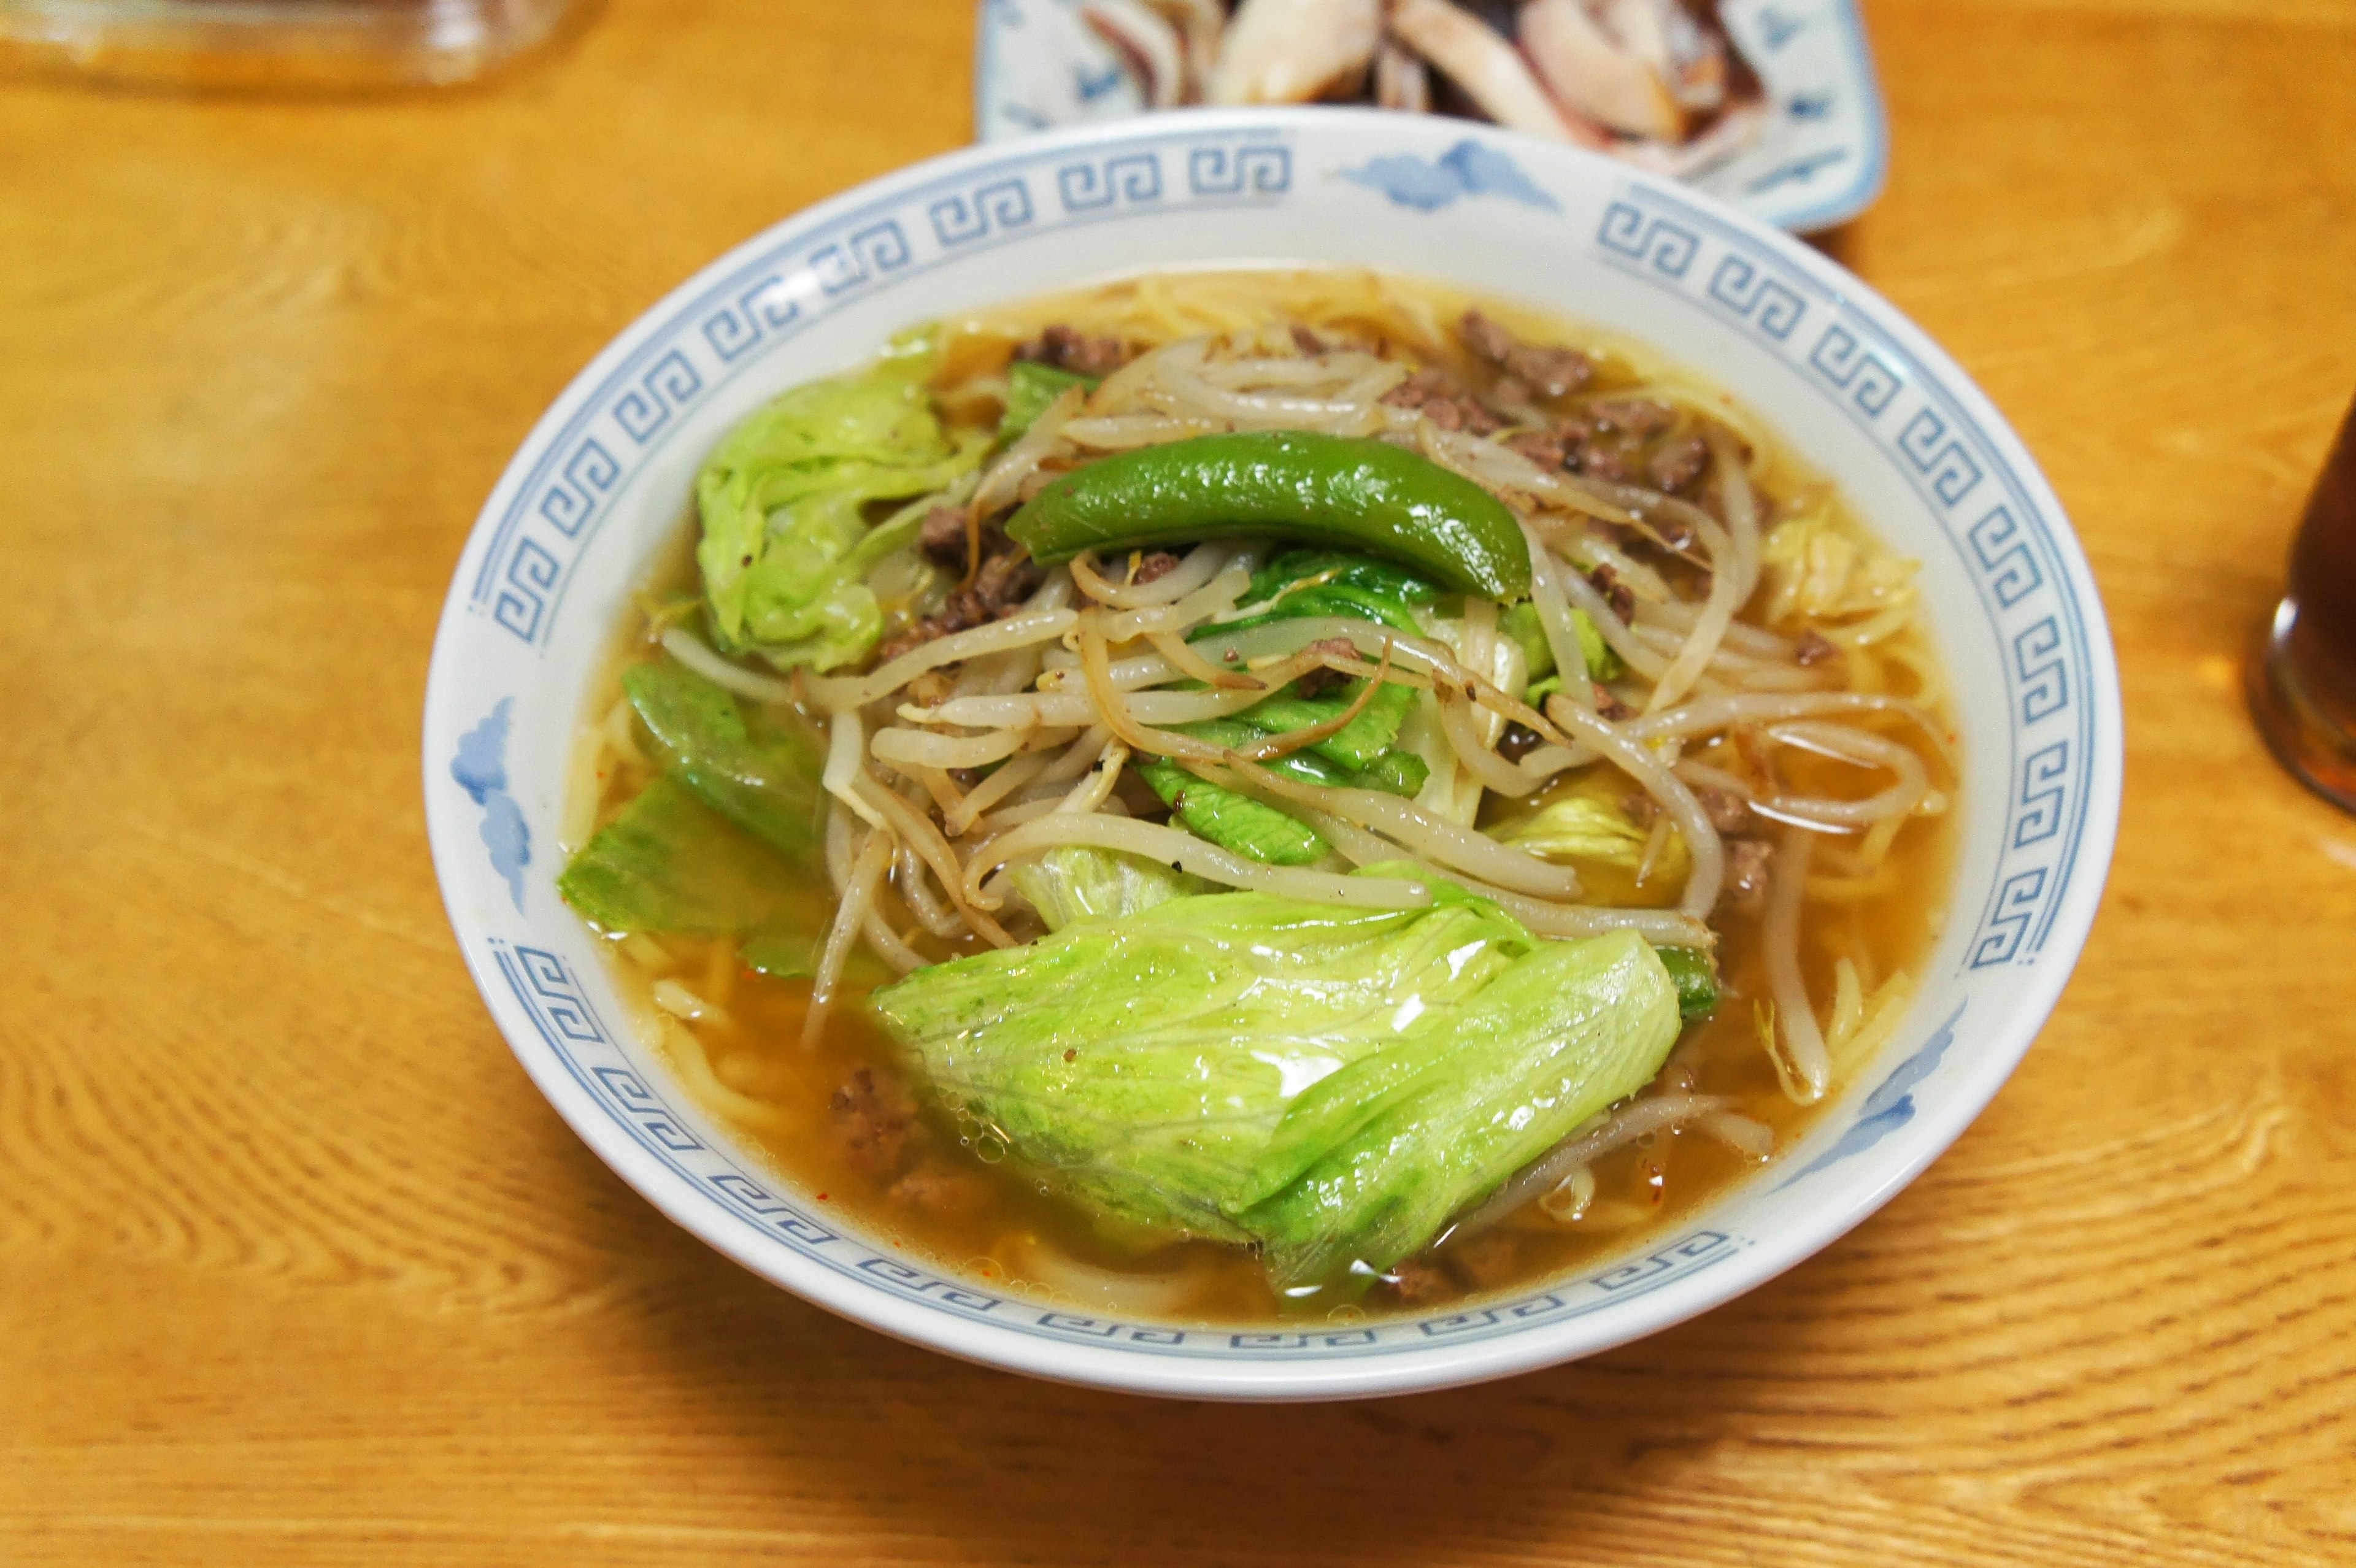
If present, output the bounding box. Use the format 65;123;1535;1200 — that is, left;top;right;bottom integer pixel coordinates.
1230;1328;1378;1350
1899;408;1985;505
1967;504;2043;607
493;536;561;641
701;274;800;362
810;221;913;294
1972;867;2048;967
1597;201;1700;278
612;351;703;444
535;439;619;539
1187;143;1290;196
595;1067;703;1153
1807;323;1901;415
1058;152;1161;210
2015;741;2070;847
930;177;1034;245
2014;617;2068;724
1592;183;2100;970
1706;253;1806;340
1037;1314;1187;1345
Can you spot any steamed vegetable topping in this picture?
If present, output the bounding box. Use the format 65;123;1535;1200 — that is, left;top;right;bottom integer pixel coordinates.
696;353;987;672
558;275;1952;1320
869;881;1681;1285
560;660;831;967
1007;431;1533;599
622;661;826;867
558;776;805;939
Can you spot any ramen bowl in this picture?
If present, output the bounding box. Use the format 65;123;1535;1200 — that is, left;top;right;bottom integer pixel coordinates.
423;108;2120;1401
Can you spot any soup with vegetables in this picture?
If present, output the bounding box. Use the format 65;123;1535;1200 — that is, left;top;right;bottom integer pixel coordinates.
560;269;1955;1322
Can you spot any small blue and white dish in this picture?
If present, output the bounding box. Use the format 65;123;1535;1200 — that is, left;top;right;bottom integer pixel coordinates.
424;109;2117;1399
975;0;1889;232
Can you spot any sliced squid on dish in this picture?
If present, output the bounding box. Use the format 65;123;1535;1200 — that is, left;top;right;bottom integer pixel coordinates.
1063;0;1762;169
1519;0;1682;141
1595;0;1728;112
1082;0;1188;109
1374;39;1431;113
1140;0;1228;101
1209;0;1384;105
1389;0;1606;147
1612;97;1768;179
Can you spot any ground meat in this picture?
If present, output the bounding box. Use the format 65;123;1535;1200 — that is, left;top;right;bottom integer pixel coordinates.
1131;550;1182;585
1693;783;1753;834
974;546;1042;612
1648;432;1710;494
874;591;984;666
888;1164;991;1218
1585;398;1677;439
1015;323;1130;377
1380;366;1507;436
1498;722;1544;763
872;533;1041;663
918;504;971;567
1457;309;1593;400
1593;683;1636;721
1793;629;1841;667
830;1067;916;1178
1624;791;1661;829
1291;636;1361;700
1571;437;1640;485
1504;429;1567;470
1290;323;1328;355
1447;1232;1524;1289
1723;838;1776;914
1587;563;1636;622
1380;1256;1455;1305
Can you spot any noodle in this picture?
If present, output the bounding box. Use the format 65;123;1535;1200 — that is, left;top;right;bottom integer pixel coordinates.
1761;824;1831;1101
805;829;893;1048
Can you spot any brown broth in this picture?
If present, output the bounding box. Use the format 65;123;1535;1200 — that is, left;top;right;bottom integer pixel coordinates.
567;271;1958;1326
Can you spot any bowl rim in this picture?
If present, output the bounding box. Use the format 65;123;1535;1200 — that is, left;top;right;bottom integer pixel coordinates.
422;106;2122;1401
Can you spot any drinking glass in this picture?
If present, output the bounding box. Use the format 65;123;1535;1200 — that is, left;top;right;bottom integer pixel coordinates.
0;0;582;89
2250;393;2356;813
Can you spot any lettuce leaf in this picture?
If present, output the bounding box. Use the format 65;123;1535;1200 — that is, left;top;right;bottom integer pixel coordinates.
696;366;984;672
868;881;1681;1283
1134;758;1331;866
1009;846;1207;931
1495;793;1652;866
1501;599;1623;683
1001;361;1096;442
557;776;802;937
623;660;826;869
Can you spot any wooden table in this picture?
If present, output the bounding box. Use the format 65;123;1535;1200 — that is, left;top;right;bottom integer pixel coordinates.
6;1;2354;1561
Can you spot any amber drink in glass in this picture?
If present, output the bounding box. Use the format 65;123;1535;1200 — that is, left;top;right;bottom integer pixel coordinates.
2250;394;2356;813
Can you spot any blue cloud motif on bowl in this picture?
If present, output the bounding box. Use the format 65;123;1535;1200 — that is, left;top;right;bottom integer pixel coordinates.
1782;999;1966;1185
452;697;529;912
1341;139;1560;214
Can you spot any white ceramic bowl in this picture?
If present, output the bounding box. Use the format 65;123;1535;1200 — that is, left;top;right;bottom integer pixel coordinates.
423;109;2120;1401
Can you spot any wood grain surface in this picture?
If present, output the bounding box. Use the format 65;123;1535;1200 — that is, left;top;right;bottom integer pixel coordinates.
5;1;2355;1562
